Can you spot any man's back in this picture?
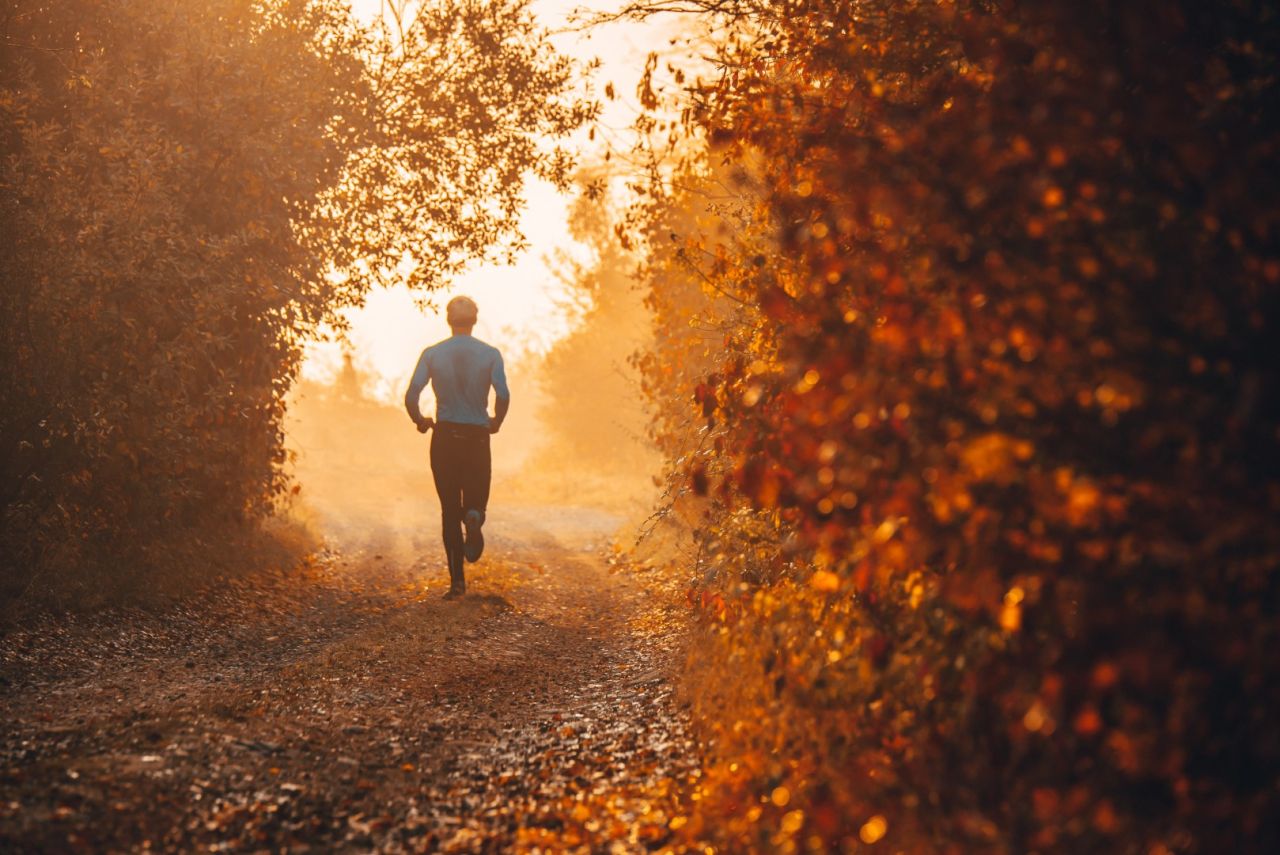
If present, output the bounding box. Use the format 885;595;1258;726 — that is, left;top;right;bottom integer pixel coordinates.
404;297;507;599
412;334;508;427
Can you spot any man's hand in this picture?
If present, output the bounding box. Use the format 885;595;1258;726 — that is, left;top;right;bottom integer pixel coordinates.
416;417;435;434
488;417;501;434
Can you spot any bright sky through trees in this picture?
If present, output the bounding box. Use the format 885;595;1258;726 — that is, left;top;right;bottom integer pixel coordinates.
301;0;673;400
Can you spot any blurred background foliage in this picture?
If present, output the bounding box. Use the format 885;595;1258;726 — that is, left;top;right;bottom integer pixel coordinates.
516;170;661;508
0;0;592;606
624;0;1280;851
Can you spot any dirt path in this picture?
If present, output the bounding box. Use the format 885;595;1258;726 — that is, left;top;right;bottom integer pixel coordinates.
0;505;698;852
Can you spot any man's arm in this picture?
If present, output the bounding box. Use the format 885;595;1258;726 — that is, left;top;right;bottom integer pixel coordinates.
490;351;510;434
404;349;432;430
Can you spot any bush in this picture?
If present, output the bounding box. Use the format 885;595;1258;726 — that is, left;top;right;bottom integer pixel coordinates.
632;1;1280;850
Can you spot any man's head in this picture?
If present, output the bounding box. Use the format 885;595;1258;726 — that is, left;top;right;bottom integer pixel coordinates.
446;296;478;332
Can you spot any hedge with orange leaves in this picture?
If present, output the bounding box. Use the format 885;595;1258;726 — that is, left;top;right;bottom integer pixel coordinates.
633;1;1280;851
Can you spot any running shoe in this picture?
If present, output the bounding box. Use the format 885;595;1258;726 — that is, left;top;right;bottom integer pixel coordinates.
463;508;485;563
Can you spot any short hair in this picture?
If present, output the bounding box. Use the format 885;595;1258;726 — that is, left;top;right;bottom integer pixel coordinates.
446;296;478;327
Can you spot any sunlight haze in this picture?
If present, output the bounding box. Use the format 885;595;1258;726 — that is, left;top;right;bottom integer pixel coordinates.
302;0;671;401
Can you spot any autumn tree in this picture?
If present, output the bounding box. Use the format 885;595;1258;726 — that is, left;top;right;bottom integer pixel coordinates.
0;0;593;604
628;0;1280;851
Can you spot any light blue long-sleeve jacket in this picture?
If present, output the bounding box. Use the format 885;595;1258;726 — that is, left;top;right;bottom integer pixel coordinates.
404;334;509;427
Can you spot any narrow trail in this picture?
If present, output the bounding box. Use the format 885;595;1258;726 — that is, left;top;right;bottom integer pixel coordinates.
0;504;698;852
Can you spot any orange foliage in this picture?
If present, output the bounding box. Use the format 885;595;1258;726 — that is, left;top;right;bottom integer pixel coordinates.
630;0;1280;851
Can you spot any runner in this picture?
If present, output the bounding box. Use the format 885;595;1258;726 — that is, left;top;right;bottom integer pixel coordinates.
404;296;510;598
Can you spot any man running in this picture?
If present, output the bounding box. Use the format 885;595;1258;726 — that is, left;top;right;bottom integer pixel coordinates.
404;296;510;599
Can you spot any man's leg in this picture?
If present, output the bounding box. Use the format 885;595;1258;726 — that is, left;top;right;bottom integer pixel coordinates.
461;432;492;563
430;430;467;596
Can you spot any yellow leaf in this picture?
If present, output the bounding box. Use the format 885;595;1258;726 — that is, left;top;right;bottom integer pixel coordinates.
860;815;888;843
810;570;840;592
872;518;899;543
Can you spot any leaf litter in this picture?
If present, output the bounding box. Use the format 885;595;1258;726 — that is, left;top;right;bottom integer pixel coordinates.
0;505;700;852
